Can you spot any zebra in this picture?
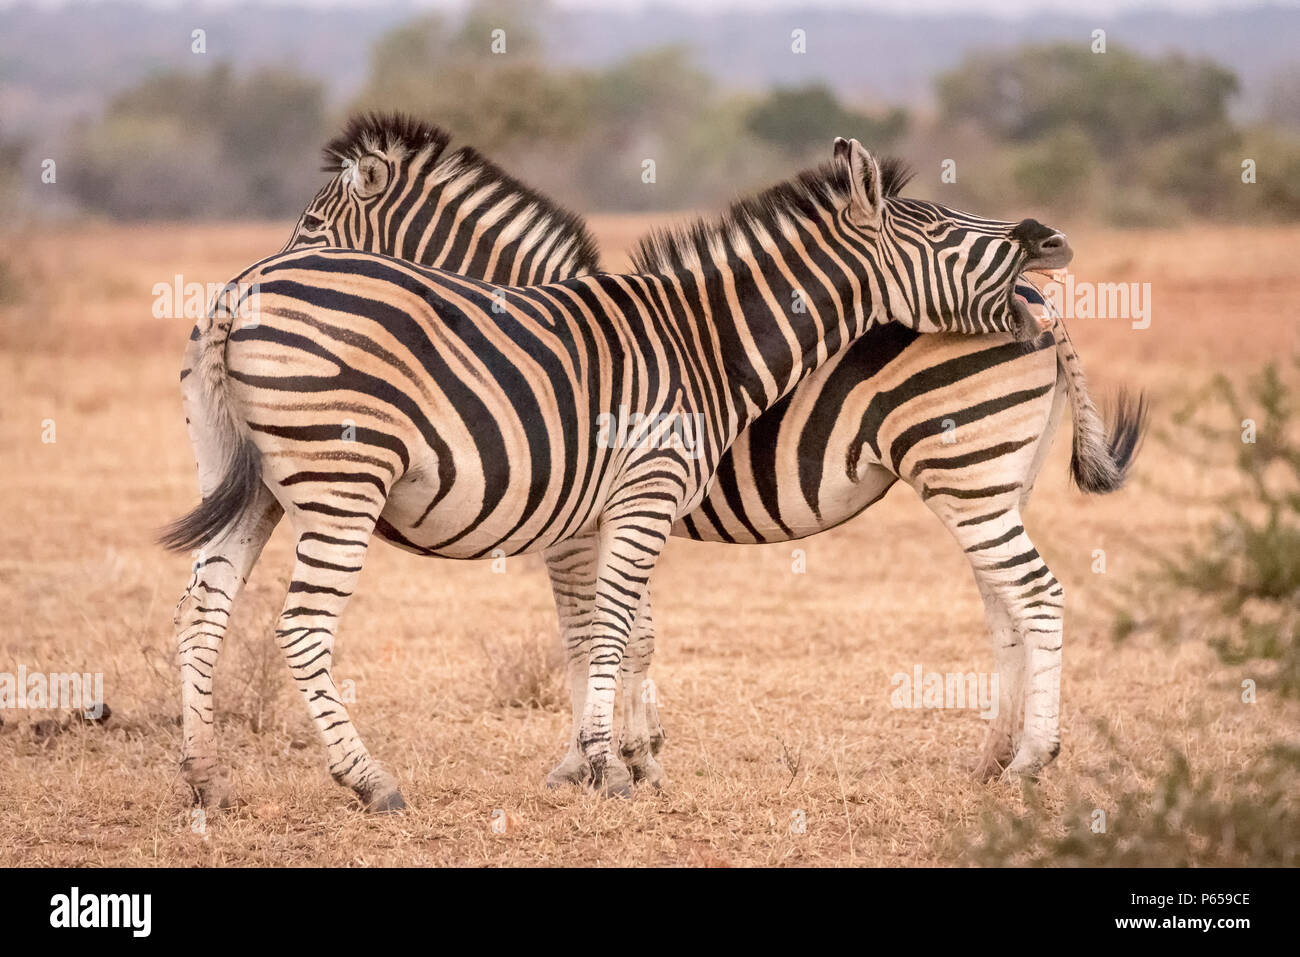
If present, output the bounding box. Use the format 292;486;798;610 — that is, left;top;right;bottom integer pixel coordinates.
571;282;1146;789
167;114;598;811
253;115;1129;790
162;136;1065;810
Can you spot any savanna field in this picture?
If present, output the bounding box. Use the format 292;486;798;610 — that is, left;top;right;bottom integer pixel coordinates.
1;219;1297;866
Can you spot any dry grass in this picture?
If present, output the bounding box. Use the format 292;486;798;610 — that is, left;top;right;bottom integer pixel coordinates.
0;219;1297;866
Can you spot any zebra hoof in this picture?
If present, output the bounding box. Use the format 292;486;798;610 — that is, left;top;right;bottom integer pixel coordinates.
365;789;407;814
182;759;234;810
545;769;591;789
355;769;406;813
974;733;1015;782
629;755;666;791
593;761;633;799
602;780;633;799
544;753;592;789
1001;741;1061;781
191;784;235;810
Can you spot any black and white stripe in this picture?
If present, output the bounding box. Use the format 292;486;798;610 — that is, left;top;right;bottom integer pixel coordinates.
166;116;597;811
639;286;1145;780
164;136;1056;808
284;112;598;284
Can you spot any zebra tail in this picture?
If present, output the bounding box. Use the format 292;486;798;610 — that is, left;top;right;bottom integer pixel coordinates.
158;300;263;552
1054;319;1148;494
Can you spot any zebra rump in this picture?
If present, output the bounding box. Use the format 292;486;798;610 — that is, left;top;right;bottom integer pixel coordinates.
160;295;264;553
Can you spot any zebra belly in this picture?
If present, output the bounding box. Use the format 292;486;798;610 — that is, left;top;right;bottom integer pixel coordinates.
373;469;589;560
674;329;1059;544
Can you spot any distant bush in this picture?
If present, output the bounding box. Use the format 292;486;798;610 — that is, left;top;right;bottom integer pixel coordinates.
1241;129;1300;221
1011;126;1099;208
967;745;1300;866
42;2;1300;222
746;85;906;157
1113;360;1300;696
935;42;1300;224
938;44;1237;153
65;63;328;219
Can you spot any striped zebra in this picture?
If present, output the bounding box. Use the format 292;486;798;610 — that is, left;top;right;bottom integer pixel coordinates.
594;283;1146;788
253;115;1137;790
164;135;1061;810
168;115;597;811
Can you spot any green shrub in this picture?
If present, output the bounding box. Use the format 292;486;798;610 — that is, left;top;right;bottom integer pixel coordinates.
966;744;1300;866
1113;359;1300;696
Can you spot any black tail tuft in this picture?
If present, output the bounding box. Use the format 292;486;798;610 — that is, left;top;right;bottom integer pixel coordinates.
1070;389;1149;494
158;438;262;552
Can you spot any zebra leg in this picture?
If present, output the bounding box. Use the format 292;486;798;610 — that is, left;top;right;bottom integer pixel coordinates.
939;505;1064;779
977;374;1060;780
971;580;1025;781
174;486;282;808
275;522;404;812
1002;562;1064;779
578;511;675;797
618;595;666;788
542;536;597;788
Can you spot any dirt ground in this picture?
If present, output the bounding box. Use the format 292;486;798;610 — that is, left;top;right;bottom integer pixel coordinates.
1;218;1297;866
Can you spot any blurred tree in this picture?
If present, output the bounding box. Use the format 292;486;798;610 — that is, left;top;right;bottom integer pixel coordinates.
746;85;906;156
935;43;1255;224
555;47;716;209
581;47;710;145
352;2;585;155
1246;130;1300;221
937;44;1237;154
66;63;327;219
1263;67;1300;132
1139;123;1242;217
1011;125;1098;207
0;135;25;207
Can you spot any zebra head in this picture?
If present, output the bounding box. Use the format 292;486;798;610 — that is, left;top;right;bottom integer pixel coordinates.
282;112;599;283
282;113;450;255
832;137;1072;341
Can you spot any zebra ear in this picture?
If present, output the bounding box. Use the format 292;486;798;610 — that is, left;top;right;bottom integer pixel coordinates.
832;137;882;228
354;154;390;198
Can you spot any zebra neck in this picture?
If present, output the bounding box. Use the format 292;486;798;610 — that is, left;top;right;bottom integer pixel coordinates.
697;250;873;434
386;175;457;264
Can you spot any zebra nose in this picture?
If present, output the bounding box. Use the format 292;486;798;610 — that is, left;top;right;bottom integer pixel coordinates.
1037;232;1067;254
1012;219;1072;266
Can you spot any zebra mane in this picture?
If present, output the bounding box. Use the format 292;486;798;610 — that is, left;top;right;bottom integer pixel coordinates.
630;156;914;274
430;145;601;274
320;112;600;274
321;112;452;171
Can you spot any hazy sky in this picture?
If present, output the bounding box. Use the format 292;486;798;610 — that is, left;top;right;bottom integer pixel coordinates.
5;0;1297;15
550;0;1295;11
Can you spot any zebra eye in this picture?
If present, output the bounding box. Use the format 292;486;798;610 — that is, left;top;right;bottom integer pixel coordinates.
926;223;951;239
301;213;325;231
